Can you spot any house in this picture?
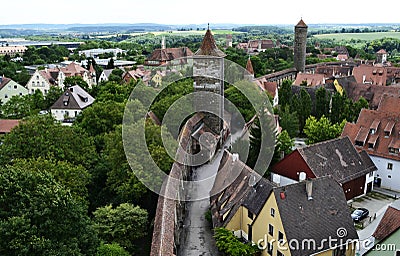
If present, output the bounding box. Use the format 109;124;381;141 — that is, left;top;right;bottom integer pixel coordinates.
352;65;389;86
254;77;279;107
245;58;279;107
366;200;400;256
0;119;20;134
211;150;359;256
145;40;193;67
236;39;275;53
271;137;377;200
0;45;27;57
78;48;125;58
123;70;142;84
98;69;113;83
50;85;94;124
0;76;28;104
293;73;326;86
315;65;352;78
376;49;388;64
26;62;96;95
342;94;400;192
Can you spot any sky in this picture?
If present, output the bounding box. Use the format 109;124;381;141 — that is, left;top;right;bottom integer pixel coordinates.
2;0;400;25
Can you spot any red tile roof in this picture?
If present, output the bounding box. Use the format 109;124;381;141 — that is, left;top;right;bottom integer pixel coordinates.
296;19;308;28
373;206;400;241
293;73;325;86
377;49;387;54
146;47;193;62
0;119;20;133
246;57;254;75
353;65;388;85
0;77;11;90
342;94;400;161
195;29;226;57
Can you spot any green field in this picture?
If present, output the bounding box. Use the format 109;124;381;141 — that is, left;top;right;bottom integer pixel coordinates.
313;32;400;41
151;29;241;36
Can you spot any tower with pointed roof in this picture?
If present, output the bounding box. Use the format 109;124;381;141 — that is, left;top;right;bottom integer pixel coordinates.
294;18;308;73
193;27;226;136
245;56;255;79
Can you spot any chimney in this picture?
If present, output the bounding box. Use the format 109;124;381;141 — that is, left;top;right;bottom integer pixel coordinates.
362;74;366;84
306;179;313;200
299;172;306;182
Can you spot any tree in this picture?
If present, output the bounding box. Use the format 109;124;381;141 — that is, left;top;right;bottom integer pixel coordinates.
93;203;148;253
278;105;299;138
214;227;260;256
315;87;330;119
106;58;115;69
12;158;91;200
96;243;130;256
0;115;96;169
0;165;98;255
330;92;351;124
75;100;126;137
44;86;63;109
108;69;124;84
278;79;293;108
350;96;369;122
303;115;346;145
64;76;90;91
296;88;312;134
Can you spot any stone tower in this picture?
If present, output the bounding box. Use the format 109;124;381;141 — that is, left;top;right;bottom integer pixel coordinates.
193;27;226;134
294;19;308;73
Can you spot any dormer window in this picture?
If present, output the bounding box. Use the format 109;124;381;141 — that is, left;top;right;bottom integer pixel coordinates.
370;129;376;135
355;140;364;147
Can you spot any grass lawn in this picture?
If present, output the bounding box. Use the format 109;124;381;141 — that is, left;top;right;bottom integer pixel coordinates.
313;32;400;41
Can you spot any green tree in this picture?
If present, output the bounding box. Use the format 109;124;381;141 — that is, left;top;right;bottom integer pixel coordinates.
12;158;91;200
278;79;293;108
0;115;96;169
315;87;330;119
330;92;351;124
214;227;260;256
350;96;369;122
96;243;130;256
64;76;90;91
44;86;63;109
303;115;346;145
279;105;299;138
297;88;312;134
75;101;125;137
0;165;98;255
93;203;148;253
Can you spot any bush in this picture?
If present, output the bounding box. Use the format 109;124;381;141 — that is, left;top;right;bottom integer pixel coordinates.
96;243;130;256
214;227;260;256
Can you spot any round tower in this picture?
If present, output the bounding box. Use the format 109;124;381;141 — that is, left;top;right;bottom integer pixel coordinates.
294;19;308;73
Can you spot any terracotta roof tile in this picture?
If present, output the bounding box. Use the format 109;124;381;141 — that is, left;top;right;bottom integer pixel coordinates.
342;95;400;161
195;29;226;57
245;57;254;75
147;47;193;62
0;77;11;90
373;206;400;241
0;119;20;133
295;18;308;28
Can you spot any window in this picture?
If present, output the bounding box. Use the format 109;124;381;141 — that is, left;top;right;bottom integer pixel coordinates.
278;231;284;243
388;175;392;179
333;247;346;256
369;171;374;177
4;94;8;98
268;224;274;236
271;208;275;217
277;251;284;256
248;210;253;220
14;85;17;89
388;163;393;170
267;242;273;255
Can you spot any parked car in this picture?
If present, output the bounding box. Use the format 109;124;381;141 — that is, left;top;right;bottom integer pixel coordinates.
351;208;369;222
